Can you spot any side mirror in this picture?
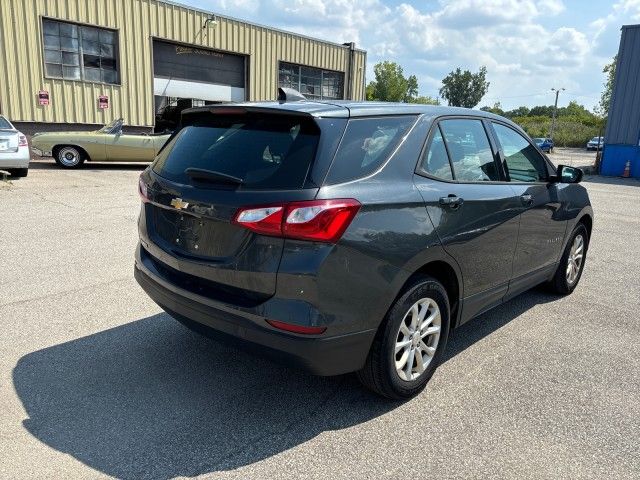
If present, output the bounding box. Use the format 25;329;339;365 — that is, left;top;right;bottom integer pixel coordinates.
554;164;583;183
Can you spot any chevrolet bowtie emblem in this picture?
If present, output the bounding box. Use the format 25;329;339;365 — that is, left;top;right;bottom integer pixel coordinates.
170;198;189;210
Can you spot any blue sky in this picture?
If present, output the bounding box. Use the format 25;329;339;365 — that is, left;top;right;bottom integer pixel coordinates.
174;0;637;111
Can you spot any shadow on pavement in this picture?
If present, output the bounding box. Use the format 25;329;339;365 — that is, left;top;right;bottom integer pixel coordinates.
13;289;558;479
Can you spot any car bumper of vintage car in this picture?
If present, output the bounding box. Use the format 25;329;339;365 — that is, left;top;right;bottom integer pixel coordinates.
134;244;376;376
31;146;51;157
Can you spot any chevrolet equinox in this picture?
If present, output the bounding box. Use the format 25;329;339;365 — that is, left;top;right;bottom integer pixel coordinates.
135;90;593;399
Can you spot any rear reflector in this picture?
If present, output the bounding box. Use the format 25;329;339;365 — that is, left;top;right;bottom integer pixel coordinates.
267;319;327;335
233;199;360;243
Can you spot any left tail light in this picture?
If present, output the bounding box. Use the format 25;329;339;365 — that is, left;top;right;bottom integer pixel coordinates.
138;176;150;203
233;199;361;243
18;135;27;147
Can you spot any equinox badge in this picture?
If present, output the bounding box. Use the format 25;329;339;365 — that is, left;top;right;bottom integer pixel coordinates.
170;198;189;210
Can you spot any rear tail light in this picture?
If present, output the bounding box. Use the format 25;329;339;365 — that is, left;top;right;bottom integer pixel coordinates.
138;176;149;203
266;319;327;335
18;135;27;147
233;199;360;243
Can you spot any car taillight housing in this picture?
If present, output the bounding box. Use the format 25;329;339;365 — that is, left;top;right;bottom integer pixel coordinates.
18;135;28;147
138;176;149;203
233;199;360;243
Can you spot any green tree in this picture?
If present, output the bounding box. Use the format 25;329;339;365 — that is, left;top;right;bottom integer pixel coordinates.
439;66;490;108
505;106;530;118
367;61;415;102
597;55;617;117
480;101;504;115
409;95;440;105
366;62;434;103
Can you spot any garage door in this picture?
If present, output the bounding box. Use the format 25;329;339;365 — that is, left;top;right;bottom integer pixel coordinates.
152;40;245;102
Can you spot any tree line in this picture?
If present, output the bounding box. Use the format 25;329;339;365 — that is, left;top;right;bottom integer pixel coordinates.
365;57;616;148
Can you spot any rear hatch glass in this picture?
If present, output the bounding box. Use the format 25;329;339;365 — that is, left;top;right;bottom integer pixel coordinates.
152;111;320;189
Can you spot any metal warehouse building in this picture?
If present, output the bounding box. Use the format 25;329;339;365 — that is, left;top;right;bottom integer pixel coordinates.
602;24;640;178
0;0;366;134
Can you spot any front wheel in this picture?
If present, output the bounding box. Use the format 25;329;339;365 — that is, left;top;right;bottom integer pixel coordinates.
357;276;450;400
54;146;85;168
547;224;589;294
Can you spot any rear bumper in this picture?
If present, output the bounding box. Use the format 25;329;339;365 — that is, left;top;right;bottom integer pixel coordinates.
0;147;30;168
134;244;376;376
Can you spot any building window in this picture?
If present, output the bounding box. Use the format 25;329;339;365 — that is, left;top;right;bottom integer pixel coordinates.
42;18;119;84
279;62;344;100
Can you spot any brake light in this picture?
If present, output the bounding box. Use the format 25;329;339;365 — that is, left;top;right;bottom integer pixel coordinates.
138;176;149;203
18;135;27;147
232;199;360;243
266;319;327;335
234;205;283;236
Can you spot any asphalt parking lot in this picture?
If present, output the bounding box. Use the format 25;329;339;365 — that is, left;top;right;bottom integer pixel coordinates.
1;156;639;479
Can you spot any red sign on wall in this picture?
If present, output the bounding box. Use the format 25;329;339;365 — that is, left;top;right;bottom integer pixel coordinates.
98;95;109;109
38;90;49;106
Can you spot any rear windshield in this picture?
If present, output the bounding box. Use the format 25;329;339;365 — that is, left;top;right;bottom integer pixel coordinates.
152;112;320;189
0;117;12;129
324;116;417;184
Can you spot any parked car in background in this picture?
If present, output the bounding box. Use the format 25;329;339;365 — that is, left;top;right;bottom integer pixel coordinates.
586;136;604;151
135;94;594;400
0;115;29;178
534;137;554;153
31;118;170;168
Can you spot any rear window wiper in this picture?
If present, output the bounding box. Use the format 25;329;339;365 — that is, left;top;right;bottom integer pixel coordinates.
184;168;244;185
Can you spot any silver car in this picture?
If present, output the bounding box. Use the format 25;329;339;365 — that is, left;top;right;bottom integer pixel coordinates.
0;115;30;177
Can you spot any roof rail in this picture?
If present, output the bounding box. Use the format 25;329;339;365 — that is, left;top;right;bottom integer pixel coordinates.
278;87;306;103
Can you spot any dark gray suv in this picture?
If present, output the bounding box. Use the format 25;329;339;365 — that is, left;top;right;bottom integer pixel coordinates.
135;95;593;399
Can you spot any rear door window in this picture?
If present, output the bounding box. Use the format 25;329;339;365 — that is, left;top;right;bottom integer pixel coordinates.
152;112;320;189
438;119;500;182
421;126;453;180
492;123;549;182
324;116;416;184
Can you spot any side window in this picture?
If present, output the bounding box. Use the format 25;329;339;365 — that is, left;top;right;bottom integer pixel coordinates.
439;119;499;181
492;123;548;182
421;127;453;180
325;116;416;184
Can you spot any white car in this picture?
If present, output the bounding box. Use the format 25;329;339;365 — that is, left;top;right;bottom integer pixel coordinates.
0;115;30;178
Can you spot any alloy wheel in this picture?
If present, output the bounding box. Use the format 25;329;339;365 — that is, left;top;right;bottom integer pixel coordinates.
566;234;584;285
394;297;442;381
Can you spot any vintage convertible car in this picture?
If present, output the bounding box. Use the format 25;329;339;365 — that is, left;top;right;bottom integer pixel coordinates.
31;118;171;168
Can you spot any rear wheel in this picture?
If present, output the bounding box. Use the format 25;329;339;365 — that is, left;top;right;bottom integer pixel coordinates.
54;146;85;168
9;168;28;178
357;276;450;400
548;223;588;294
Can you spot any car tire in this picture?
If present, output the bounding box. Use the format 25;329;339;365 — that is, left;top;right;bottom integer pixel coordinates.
54;146;85;168
9;168;28;178
547;223;589;295
357;275;451;400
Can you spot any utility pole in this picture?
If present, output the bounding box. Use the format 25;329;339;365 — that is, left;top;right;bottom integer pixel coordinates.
549;87;565;140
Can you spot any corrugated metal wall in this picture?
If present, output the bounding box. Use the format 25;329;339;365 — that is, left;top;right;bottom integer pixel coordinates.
605;25;640;146
0;0;366;127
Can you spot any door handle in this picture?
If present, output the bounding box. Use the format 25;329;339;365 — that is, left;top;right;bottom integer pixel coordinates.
439;195;464;209
521;194;533;205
